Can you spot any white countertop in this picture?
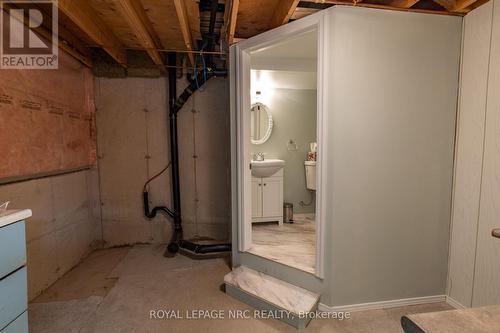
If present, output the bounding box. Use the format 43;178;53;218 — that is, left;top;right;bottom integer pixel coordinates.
0;209;32;228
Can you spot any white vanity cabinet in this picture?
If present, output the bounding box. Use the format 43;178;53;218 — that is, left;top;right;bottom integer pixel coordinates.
251;170;283;225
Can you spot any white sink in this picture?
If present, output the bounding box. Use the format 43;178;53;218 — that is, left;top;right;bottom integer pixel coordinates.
251;159;285;178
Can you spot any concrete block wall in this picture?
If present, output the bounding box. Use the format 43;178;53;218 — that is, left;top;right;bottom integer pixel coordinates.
94;76;230;246
0;169;101;300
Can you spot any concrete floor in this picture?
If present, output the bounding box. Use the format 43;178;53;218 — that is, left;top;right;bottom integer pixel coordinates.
29;244;452;333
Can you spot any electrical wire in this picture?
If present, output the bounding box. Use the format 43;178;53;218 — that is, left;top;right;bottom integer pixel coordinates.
143;161;172;192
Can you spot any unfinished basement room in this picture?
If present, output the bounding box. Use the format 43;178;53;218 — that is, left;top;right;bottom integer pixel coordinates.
1;0;500;332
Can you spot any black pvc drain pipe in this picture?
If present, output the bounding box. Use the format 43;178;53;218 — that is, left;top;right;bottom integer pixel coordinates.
143;51;230;256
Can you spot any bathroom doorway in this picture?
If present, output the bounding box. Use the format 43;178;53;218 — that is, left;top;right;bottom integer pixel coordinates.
232;16;326;277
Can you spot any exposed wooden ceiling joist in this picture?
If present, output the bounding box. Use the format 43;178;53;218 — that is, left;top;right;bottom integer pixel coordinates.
174;0;195;65
270;0;301;28
228;0;240;44
115;0;163;67
58;0;127;66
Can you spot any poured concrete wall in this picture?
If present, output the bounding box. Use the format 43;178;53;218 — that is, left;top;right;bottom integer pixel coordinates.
0;169;101;300
94;76;230;246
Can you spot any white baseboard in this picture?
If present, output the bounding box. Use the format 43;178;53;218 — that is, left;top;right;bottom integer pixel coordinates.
318;295;446;313
445;296;467;309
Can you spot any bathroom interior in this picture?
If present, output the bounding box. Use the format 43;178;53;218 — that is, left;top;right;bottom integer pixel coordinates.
2;0;500;332
247;30;318;274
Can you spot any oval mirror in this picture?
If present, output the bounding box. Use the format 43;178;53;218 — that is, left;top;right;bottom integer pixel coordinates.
250;102;273;145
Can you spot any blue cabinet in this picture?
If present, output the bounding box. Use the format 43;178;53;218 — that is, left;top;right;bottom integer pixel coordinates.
0;218;29;333
0;222;26;279
1;311;28;333
0;267;27;330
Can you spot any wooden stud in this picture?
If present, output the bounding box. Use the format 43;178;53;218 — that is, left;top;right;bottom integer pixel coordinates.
270;0;301;28
228;0;240;45
116;0;164;66
58;0;127;66
174;0;195;65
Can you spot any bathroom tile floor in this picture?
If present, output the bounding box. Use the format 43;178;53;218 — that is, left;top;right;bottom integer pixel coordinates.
28;244;453;333
249;214;316;273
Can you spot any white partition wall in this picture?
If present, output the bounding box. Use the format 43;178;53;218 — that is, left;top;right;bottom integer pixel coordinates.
231;6;463;307
473;0;500;306
448;0;500;308
323;7;461;306
447;2;493;308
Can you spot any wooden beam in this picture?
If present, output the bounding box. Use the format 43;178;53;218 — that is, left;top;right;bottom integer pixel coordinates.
270;0;300;28
115;0;163;66
174;0;195;65
228;0;240;45
58;0;127;66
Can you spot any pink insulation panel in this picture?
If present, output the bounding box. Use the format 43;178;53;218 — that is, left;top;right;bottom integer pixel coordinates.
0;52;96;179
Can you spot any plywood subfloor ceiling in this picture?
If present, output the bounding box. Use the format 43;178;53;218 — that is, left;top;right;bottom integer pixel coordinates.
3;0;488;68
2;0;221;69
229;0;488;42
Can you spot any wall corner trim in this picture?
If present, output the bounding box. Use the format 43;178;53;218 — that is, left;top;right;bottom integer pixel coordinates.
318;295;447;313
445;296;467;309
